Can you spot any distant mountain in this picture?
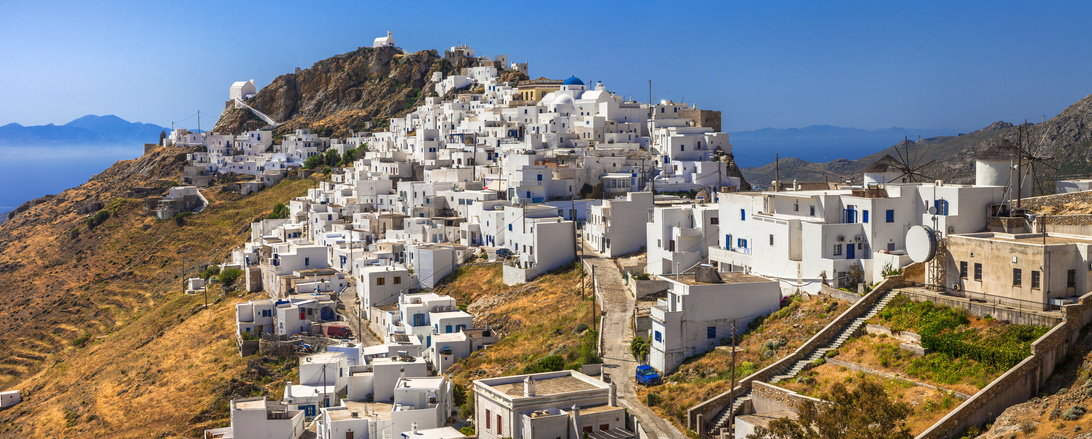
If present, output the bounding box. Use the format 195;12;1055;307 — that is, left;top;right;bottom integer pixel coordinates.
0;115;169;146
740;93;1092;194
730;125;959;167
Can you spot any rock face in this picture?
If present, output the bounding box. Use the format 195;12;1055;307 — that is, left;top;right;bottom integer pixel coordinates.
213;47;468;137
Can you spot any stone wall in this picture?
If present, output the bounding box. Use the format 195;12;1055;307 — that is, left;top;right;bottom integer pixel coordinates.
1018;191;1092;212
897;288;1064;327
915;291;1092;439
687;276;908;431
750;382;822;414
1043;214;1092;236
818;283;862;304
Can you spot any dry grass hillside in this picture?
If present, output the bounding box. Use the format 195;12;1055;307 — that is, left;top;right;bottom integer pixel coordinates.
435;264;597;384
0;147;313;437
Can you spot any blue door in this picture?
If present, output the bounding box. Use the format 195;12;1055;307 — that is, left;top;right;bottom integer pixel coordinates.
847;243;856;259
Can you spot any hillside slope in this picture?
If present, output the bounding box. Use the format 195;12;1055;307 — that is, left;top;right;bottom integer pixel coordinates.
741;93;1092;192
0;147;313;437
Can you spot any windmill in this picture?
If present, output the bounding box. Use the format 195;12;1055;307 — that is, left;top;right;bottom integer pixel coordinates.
886;136;938;184
1015;120;1057;199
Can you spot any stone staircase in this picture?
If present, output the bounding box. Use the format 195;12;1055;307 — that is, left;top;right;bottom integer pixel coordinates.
708;289;900;432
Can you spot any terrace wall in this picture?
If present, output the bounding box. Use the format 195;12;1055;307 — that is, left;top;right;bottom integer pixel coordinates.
915;291;1092;439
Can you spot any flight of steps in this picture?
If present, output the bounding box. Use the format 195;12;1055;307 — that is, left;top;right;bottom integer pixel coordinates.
708;289;900;433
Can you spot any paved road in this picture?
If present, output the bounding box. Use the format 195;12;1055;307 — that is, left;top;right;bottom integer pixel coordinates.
583;245;684;439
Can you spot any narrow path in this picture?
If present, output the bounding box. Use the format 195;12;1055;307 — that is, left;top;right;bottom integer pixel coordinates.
583;241;683;439
335;279;382;347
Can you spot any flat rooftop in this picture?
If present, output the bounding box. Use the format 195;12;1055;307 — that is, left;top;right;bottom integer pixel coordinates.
956;232;1092;245
338;401;393;421
662;271;770;285
486;374;602;398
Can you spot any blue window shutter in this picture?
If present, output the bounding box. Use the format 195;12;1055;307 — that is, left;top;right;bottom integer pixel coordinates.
886;210;894;222
863;210;869;223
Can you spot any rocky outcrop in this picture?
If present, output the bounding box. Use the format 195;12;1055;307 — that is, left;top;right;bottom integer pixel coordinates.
213;47;471;137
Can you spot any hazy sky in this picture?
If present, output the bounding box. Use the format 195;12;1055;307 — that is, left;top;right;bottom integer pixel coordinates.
1;0;1090;132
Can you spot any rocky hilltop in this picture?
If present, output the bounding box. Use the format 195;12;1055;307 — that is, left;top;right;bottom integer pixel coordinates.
214;47;470;137
742;93;1092;193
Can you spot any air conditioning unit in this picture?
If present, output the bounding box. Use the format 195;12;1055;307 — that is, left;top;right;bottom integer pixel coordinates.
947;226;955;234
837;235;846;242
855;235;864;242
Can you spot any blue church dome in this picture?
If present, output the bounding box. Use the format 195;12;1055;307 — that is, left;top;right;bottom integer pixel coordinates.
562;76;584;86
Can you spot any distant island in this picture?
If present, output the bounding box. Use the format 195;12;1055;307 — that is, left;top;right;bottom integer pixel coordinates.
0;114;169;146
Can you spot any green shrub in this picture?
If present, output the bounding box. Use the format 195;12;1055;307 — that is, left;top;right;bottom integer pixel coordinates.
1063;404;1087;421
219;267;243;287
268;202;290;219
86;209;110;229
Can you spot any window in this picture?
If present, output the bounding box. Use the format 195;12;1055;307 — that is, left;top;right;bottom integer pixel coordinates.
1013;268;1022;286
537;174;542;181
974;263;982;281
810;206;816;216
741;209;746;221
726;234;732;248
834;244;842;256
486;410;490;429
769;234;774;246
710;217;719;225
863;210;869;223
497;415;502;435
794;203;799;212
508;224;512;231
960;261;968;279
707;327;716;339
654;331;662;342
886;209;894;223
600;424;610;431
1069;269;1077;288
393;276;401;285
1032;271;1041;289
376;277;385;286
305;257;310;266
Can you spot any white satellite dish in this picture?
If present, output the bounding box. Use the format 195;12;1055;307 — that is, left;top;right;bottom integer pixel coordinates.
927;206;938;215
906;225;937;262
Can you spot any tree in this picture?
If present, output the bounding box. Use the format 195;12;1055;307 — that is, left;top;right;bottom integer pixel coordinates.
341;148;357;167
219;267;244;288
631;335;650;363
303;155;323;169
748;380;912;439
324;149;341;167
268;202;290;219
159;130;166;145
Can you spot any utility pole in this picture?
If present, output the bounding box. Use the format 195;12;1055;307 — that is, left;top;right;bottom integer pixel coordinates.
775;153;781;192
197;110;201;134
1016;125;1023;209
591;265;596;333
729;318;737;433
322;364;328;409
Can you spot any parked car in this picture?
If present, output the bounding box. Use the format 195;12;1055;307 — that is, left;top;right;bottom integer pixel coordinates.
636;365;661;386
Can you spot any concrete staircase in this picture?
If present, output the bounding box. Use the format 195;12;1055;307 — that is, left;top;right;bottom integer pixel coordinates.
708;289;900;432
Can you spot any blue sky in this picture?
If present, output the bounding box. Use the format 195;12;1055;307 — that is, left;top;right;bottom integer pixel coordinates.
1;0;1090;132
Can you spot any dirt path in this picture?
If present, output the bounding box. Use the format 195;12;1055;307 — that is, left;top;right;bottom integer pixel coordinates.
583;241;684;439
335;280;382;347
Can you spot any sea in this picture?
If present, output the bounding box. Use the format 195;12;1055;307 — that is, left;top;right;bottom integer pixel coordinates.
0;144;141;218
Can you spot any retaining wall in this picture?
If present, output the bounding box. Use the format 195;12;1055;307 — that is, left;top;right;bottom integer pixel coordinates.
626;277;671;300
686;276;908;432
915;291;1092;439
817;283;863;304
898;288;1064;327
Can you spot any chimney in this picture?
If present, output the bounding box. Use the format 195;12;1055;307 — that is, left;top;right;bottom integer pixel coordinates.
285;381;293;398
400;367;406;380
609;380;617;407
524;375;536;397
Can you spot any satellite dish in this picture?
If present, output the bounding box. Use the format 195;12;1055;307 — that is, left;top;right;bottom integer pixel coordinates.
906;225;937;263
927;206;937;215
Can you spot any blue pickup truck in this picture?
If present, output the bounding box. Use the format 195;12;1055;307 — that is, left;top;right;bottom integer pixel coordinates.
636;365;661;386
